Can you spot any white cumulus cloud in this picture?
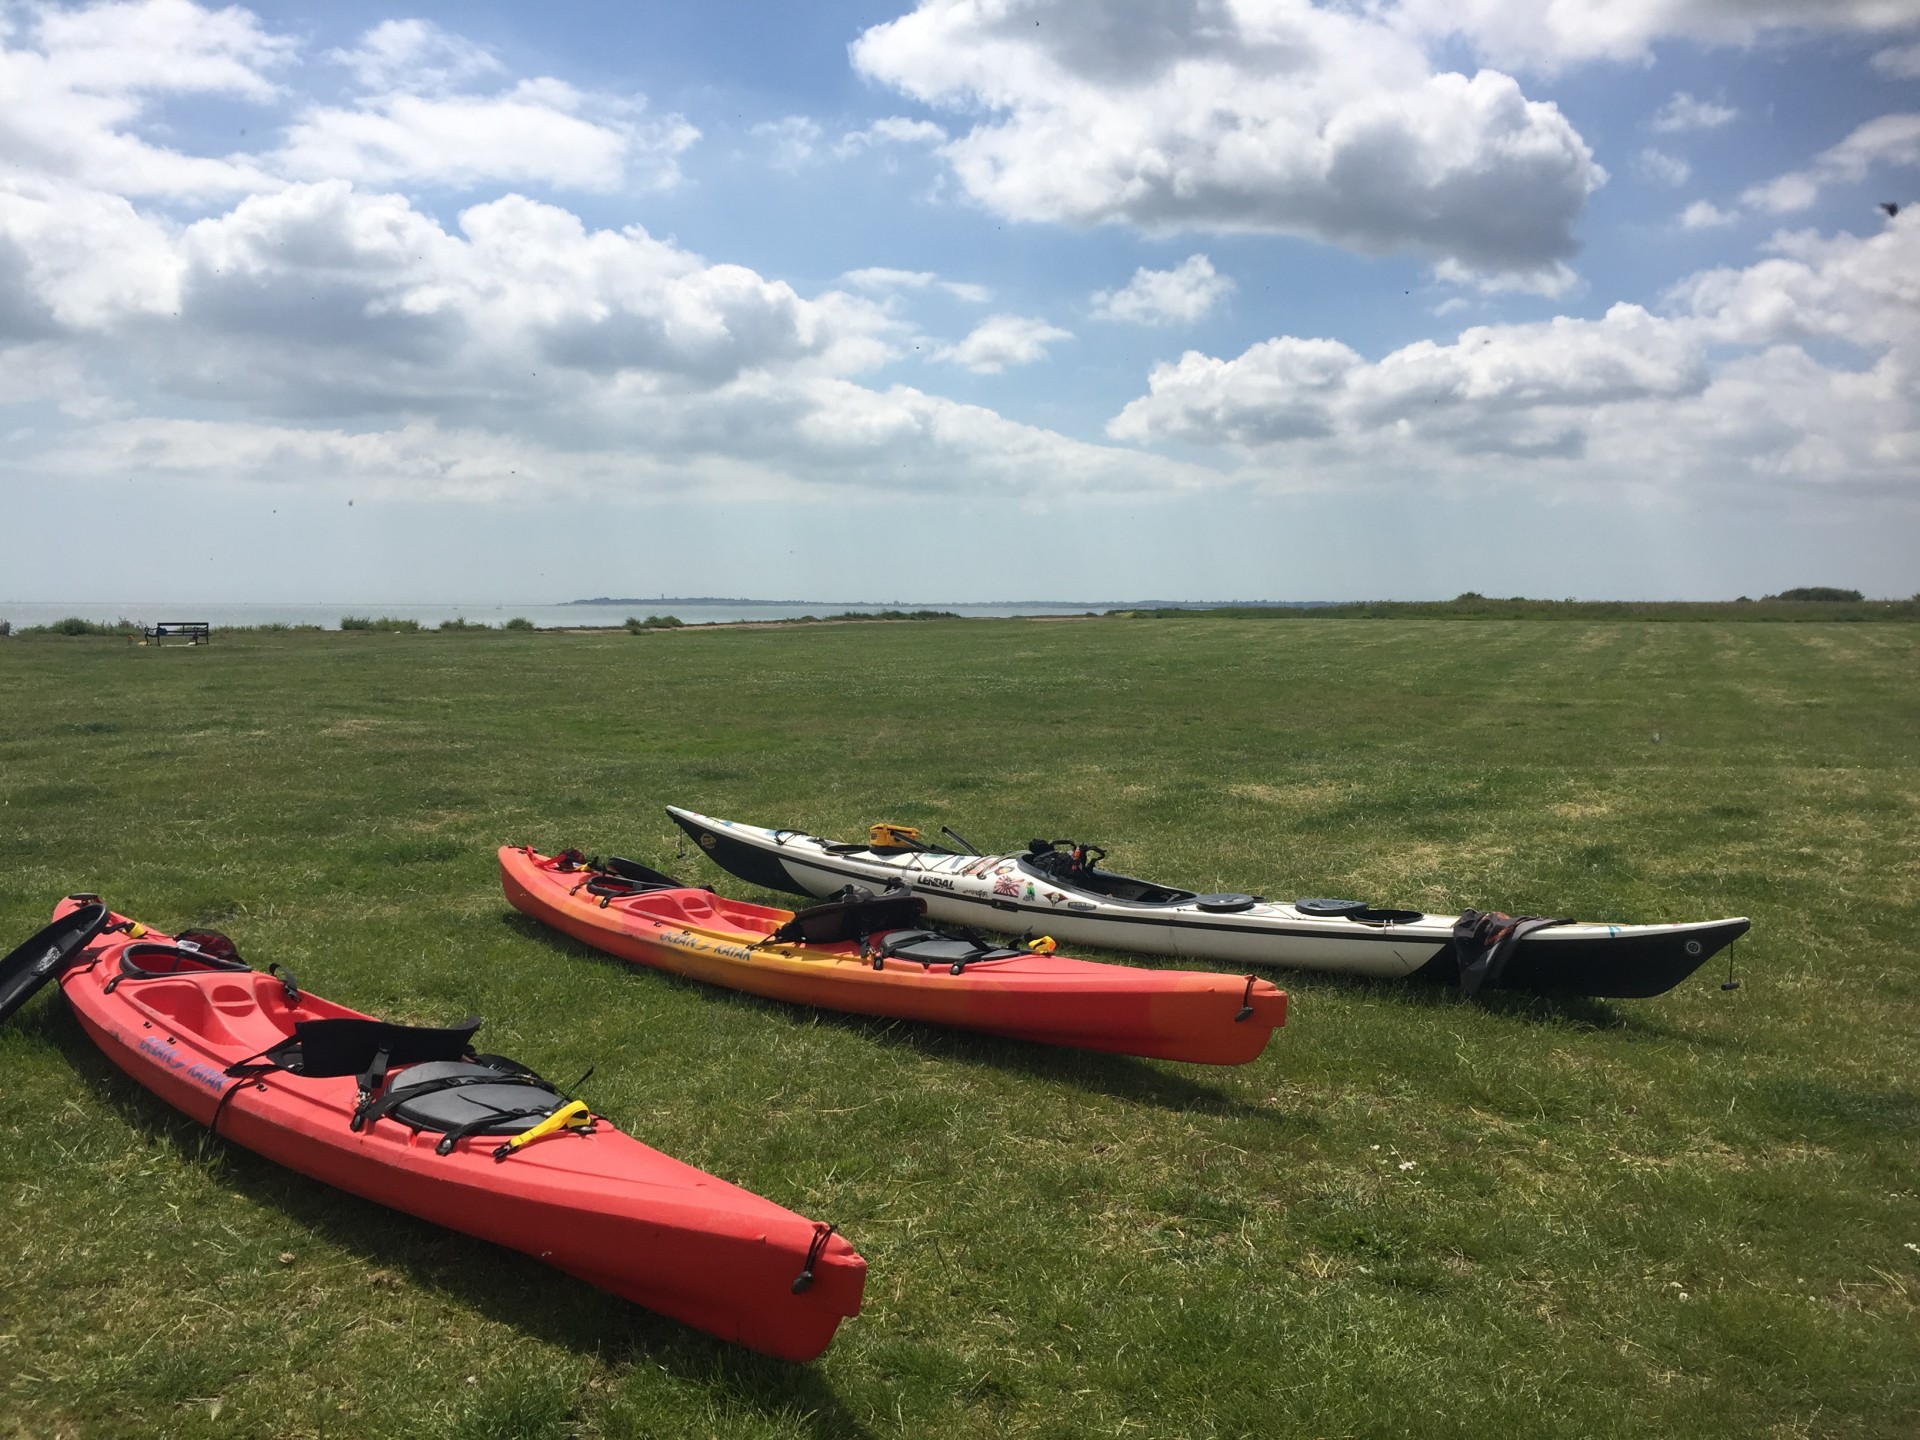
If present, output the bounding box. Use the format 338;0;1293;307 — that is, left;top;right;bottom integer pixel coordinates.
281;79;697;193
842;267;990;303
0;3;1206;506
1651;91;1739;134
1111;303;1709;457
1395;0;1920;72
0;0;285;197
1874;42;1920;79
1091;255;1234;325
935;314;1072;373
328;18;501;93
1679;199;1738;229
851;0;1604;288
837;116;947;155
752;115;823;170
1742;113;1920;214
1108;216;1920;494
1637;148;1692;187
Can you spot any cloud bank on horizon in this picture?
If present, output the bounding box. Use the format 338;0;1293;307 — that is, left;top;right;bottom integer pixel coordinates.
2;0;1918;598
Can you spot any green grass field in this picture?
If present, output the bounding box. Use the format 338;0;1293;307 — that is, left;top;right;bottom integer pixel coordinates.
1;618;1915;1438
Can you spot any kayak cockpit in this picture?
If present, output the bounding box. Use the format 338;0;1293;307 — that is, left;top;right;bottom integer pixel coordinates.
117;973;308;1050
1019;841;1196;905
616;887;778;928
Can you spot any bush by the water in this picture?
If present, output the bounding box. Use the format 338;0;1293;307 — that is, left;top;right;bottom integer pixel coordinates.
340;615;423;632
1122;596;1917;622
776;610;961;625
626;614;684;631
503;616;534;630
19;616;140;636
437;617;489;631
1766;586;1865;602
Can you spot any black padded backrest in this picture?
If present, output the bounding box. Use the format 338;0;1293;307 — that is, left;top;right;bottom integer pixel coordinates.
770;887;926;944
281;1016;481;1077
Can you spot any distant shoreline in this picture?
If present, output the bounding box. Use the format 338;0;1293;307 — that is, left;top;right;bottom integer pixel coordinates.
566;596;1332;608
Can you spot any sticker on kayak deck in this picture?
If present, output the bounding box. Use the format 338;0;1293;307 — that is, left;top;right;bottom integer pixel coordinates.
993;874;1022;898
959;856;994;878
699;833;716;849
1023;881;1036;901
1044;890;1066;905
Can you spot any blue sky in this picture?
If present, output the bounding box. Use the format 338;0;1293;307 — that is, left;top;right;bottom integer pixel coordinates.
3;0;1918;603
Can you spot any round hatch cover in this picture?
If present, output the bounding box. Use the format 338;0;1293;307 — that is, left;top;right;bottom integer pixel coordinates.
1295;897;1369;918
1195;893;1258;914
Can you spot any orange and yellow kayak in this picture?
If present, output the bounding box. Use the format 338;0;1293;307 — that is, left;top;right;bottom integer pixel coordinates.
500;847;1286;1065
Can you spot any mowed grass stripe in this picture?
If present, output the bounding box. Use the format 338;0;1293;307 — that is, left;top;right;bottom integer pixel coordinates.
0;617;1915;1438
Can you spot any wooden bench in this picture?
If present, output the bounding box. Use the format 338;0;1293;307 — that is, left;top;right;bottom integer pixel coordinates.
143;621;211;646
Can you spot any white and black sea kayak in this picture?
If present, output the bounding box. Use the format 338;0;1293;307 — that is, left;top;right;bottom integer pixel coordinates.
665;807;1749;998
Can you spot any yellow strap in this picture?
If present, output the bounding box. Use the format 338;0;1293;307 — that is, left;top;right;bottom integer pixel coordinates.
500;1099;591;1155
1027;935;1056;954
127;922;147;938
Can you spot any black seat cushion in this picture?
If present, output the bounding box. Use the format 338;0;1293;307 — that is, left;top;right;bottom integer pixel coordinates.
381;1060;564;1135
877;930;1027;964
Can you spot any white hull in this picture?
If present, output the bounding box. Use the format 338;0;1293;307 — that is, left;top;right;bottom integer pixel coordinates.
667;807;1749;993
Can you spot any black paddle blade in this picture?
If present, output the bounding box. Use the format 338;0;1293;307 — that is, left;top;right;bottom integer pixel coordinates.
0;902;111;1024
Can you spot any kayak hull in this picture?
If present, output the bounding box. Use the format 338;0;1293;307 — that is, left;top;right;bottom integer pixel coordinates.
667;807;1749;999
500;847;1285;1065
52;900;864;1361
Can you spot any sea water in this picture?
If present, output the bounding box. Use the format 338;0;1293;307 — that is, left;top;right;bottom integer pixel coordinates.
0;599;1113;630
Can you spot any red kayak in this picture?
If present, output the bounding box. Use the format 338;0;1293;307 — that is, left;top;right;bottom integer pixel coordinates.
35;897;865;1361
501;847;1287;1065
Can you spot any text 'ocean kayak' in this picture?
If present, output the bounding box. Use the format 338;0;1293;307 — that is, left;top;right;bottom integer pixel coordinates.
21;897;864;1362
501;847;1286;1064
666;807;1750;999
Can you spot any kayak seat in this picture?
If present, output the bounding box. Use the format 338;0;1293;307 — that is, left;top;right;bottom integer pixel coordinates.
222;1017;582;1155
368;1058;577;1153
1022;843;1195;905
871;929;1029;974
769;886;926;945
